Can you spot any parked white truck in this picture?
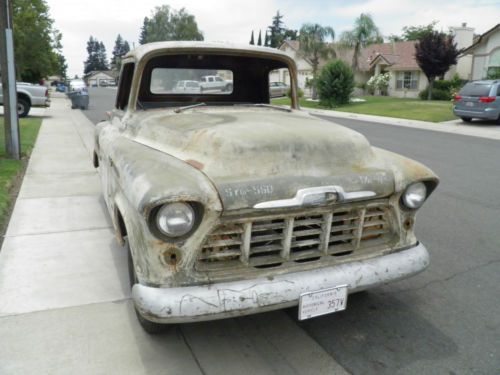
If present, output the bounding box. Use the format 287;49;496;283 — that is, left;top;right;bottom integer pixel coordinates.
0;82;50;117
199;75;233;93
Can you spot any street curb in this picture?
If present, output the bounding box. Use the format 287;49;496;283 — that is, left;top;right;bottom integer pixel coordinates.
306;108;500;141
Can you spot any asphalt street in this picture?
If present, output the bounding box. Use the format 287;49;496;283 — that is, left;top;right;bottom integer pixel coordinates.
83;87;499;374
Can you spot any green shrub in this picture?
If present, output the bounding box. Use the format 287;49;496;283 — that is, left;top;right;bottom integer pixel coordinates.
317;60;354;107
286;87;304;98
418;87;451;100
433;80;452;91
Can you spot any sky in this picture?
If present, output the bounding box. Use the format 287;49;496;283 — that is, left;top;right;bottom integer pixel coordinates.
45;0;500;77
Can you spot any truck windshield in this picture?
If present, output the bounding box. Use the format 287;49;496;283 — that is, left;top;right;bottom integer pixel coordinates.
151;68;233;95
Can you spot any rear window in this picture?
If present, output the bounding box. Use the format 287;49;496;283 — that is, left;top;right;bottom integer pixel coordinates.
150;68;233;95
460;83;492;97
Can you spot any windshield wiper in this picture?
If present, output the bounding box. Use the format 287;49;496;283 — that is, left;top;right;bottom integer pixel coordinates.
174;102;206;113
239;103;292;112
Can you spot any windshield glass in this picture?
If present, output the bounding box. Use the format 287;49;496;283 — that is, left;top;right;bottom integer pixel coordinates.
151;68;233;94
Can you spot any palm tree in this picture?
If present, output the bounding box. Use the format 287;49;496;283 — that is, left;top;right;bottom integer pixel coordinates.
298;23;335;99
339;13;383;71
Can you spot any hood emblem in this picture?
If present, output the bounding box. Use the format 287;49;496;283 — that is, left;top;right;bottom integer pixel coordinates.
253;186;376;209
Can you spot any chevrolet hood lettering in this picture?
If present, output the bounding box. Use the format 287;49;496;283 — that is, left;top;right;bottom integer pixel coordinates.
253;186;376;209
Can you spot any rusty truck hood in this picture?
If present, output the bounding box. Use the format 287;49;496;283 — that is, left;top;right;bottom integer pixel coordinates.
128;108;395;210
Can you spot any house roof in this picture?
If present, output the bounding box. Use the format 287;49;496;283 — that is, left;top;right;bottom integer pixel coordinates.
85;70;119;79
280;40;420;72
461;23;500;55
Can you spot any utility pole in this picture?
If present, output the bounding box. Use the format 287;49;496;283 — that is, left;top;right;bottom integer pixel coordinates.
0;0;20;160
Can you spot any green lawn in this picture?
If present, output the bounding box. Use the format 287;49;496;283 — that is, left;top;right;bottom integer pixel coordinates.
0;117;41;229
271;95;456;123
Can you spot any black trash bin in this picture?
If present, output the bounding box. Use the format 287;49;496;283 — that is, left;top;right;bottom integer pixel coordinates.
69;90;89;110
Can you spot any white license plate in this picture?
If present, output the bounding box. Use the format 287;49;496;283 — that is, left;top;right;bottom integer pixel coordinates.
465;101;474;107
298;285;348;320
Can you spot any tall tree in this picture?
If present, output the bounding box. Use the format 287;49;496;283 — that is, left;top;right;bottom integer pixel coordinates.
339;13;383;71
111;34;130;71
257;30;262;46
139;5;203;43
283;29;298;41
415;31;459;100
264;31;269;47
84;36;108;74
298;23;335;99
139;17;149;45
402;21;438;41
249;30;255;45
12;0;66;81
267;10;286;48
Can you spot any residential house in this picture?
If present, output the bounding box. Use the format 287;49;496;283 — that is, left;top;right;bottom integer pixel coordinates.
84;70;119;87
461;23;500;80
273;23;500;99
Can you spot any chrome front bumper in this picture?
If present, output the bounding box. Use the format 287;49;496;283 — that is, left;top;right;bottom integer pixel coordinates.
132;242;429;323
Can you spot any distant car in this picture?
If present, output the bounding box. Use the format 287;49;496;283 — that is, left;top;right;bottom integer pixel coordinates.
69;79;87;93
173;80;201;94
0;82;50;117
453;80;500;123
56;83;67;93
269;82;289;97
199;75;233;93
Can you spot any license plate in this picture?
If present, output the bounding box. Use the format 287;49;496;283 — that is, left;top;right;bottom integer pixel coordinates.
465;101;474;107
298;285;348;320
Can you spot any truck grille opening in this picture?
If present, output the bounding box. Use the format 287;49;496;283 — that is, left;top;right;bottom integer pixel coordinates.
196;202;396;272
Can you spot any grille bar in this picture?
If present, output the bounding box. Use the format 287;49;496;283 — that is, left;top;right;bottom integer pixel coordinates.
197;202;396;271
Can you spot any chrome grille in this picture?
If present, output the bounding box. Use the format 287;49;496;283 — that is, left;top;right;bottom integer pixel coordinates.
197;202;396;271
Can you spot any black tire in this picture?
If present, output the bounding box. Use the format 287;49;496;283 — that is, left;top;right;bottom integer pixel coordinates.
461;117;472;123
127;242;169;334
497;115;500;125
17;98;31;117
225;84;233;92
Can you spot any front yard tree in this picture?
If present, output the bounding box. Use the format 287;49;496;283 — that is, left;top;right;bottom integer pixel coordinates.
257;30;262;46
249;30;255;45
415;31;459;100
298;23;335;99
317;60;355;107
12;0;65;81
139;5;203;43
339;13;383;71
84;36;109;74
111;34;130;71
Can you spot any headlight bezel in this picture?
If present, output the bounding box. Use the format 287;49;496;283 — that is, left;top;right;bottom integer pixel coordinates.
400;181;428;210
148;201;204;242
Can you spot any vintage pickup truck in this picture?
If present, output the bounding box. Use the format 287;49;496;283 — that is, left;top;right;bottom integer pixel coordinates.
94;42;438;333
0;82;50;117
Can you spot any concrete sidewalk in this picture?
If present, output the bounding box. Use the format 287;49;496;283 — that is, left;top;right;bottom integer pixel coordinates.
307;108;500;141
0;97;348;375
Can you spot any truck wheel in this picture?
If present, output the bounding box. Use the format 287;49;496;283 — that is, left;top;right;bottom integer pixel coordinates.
17;98;31;117
460;117;472;123
225;84;233;92
127;242;168;334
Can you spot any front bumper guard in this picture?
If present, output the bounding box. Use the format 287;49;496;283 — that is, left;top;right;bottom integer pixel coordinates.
132;242;429;323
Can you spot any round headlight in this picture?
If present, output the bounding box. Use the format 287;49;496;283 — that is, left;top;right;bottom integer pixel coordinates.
155;202;195;237
402;182;427;209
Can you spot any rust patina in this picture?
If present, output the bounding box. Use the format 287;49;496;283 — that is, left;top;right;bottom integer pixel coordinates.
94;42;438;330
